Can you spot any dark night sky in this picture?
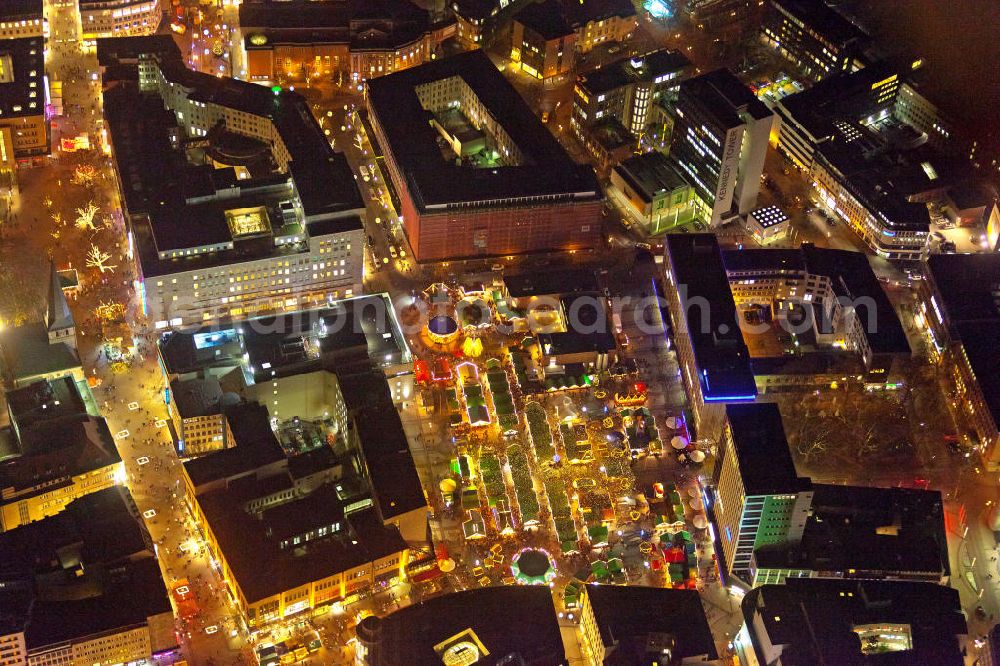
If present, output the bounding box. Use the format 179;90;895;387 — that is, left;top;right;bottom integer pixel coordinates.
839;0;1000;138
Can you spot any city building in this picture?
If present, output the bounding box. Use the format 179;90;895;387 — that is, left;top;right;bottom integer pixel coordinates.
772;64;901;171
572;49;691;167
355;586;565;665
156;294;412;457
168;375;237;457
451;0;498;47
577;585;718;664
0;487;177;666
609;151;702;234
710;403;948;588
710;403;813;587
685;0;755;28
737;579;968;666
237;0;451;85
771;65;968;261
662;234;757;434
668;69;776;226
922;254;1000;469
0;35;48;159
365;49;602;262
560;0;636;53
100;36;365;329
752;483;949;586
761;0;869;82
0;0;45;39
0;263;83;387
744;205;789;243
0;376;123;532
722;244;911;386
182;363;427;628
895;80;954;151
510;0;575;81
80;0;162;39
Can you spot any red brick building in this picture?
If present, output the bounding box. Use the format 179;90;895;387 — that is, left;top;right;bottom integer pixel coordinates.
366;50;603;262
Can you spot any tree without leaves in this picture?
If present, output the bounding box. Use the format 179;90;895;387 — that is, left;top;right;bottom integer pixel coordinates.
86;244;117;273
75;202;101;231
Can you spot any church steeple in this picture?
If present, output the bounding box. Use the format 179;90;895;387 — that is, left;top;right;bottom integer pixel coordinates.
45;262;76;349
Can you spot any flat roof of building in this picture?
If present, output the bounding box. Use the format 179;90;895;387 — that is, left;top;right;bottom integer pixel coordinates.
678;68;773;128
0;487;172;650
515;0;574;40
199;481;406;603
0;36;44;118
158;294;410;379
771;0;868;46
722;244;910;355
755;483;948;577
366;50;599;210
360;587;565;665
749;205;789;228
578;49;690;95
723;403;809;495
239;0;431;51
926;253;1000;428
1;379;120;501
504;269;600;298
613;151;689;204
101;35;362;275
559;0;635;26
927;253;1000;325
954;320;1000;433
339;368;425;521
539;294;616;357
0;0;42;20
584;585;718;662
183;402;286;488
742;578;966;665
665;234;757;402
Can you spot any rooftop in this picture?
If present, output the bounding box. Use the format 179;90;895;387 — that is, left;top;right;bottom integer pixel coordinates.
0;0;42;21
927;253;1000;325
366;50;599;210
678;68;773;129
578;49;691;95
584;585;718;662
742;578;966;665
755;483;949;578
953;320;1000;436
665;234;757;402
339;368;425;521
158;294;409;379
183;402;285;488
539;295;616;357
357;587;565;665
101;36;362;276
238;0;432;52
771;0;868;46
0;487;173;650
749;205;789;229
197;481;405;604
515;0;574;40
0;323;81;384
722;244;910;355
0;36;44;118
559;0;636;27
1;379;119;501
724;403;810;496
613;151;690;204
504;269;600;298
